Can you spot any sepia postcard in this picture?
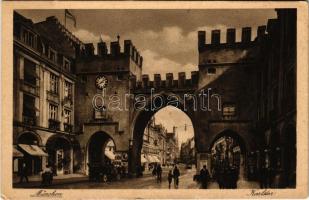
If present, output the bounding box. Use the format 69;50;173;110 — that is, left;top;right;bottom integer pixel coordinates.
1;1;308;199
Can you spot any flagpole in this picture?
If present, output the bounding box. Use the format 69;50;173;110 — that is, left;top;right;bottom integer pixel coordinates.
64;9;66;28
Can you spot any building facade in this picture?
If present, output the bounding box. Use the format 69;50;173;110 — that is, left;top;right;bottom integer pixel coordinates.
141;117;167;169
13;12;84;176
255;9;296;188
180;137;196;165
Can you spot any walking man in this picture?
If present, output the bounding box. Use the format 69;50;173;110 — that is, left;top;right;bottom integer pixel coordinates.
200;165;210;189
173;165;180;188
156;164;162;183
19;162;29;183
168;170;173;189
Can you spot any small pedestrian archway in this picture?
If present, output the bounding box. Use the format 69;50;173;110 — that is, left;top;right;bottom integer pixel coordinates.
130;92;197;175
86;131;116;172
208;130;248;181
46;135;73;175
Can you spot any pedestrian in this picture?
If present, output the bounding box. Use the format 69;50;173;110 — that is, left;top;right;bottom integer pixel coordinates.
173;165;180;188
168;170;173;189
200;165;210;189
19;162;29;183
41;165;53;186
152;165;157;177
156;164;162;183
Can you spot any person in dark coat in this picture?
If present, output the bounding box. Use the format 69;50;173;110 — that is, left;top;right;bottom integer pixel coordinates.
173;165;180;188
19;162;29;183
200;165;210;189
156;164;162;183
168;170;173;189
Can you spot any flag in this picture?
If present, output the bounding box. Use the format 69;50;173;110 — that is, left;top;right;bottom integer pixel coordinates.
65;9;76;27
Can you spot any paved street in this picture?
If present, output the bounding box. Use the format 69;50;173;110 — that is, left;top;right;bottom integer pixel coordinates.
35;166;259;189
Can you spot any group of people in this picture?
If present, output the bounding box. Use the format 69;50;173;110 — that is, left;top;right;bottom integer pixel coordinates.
151;164;181;189
18;162;54;186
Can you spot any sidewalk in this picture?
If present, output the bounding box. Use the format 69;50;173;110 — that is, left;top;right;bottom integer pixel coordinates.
13;173;88;188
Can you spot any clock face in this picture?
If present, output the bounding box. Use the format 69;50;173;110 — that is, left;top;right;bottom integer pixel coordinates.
95;75;108;89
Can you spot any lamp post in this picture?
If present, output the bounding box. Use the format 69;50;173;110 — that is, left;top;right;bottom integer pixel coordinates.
128;139;133;177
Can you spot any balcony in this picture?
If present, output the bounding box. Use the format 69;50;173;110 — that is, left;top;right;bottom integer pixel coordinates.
20;80;39;96
48;119;60;130
64;123;73;133
47;91;60;104
63;95;73;108
22;115;37;126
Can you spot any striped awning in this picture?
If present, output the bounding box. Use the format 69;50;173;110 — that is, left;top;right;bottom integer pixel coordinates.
141;154;148;163
105;150;115;160
18;144;48;157
13;146;24;158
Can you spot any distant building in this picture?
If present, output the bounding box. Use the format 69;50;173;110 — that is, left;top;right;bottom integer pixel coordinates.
180;137;196;165
165;131;179;165
141;117;167;169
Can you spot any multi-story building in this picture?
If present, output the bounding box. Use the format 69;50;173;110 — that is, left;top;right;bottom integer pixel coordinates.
180;137;196;165
13;12;83;177
255;9;296;188
165;131;178;165
141;117;167;169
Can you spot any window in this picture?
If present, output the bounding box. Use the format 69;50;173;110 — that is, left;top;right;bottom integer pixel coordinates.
21;28;36;48
207;67;216;75
63;58;71;72
23;94;36;117
49;48;57;62
49;104;58;120
64;109;71;124
49;73;59;94
24;58;37;85
64;81;72;98
223;104;236;117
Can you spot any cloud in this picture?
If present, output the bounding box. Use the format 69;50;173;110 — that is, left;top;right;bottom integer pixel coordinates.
73;29;111;53
141;49;197;80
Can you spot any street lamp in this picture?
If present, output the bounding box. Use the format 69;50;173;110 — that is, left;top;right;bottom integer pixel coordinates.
128;139;134;177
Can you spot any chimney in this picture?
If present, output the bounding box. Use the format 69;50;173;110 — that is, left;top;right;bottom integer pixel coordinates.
124;40;132;56
257;26;266;37
226;28;236;44
198;31;206;50
97;42;108;56
211;30;220;44
140;57;143;67
110;41;120;56
241;27;252;43
85;43;94;56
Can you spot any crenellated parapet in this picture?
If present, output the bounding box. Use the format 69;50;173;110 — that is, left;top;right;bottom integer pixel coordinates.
44;16;85;49
130;71;199;91
83;39;143;68
198;26;267;52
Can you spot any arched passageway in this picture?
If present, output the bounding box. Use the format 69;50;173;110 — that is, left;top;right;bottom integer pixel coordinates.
87;132;116;169
46;136;72;175
131;100;196;175
209;130;248;188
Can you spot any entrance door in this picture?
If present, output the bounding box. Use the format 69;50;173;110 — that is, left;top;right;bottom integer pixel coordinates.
56;149;64;175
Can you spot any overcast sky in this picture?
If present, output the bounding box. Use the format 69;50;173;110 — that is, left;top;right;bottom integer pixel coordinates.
18;9;276;146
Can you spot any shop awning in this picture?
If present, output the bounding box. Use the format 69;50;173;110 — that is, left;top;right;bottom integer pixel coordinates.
154;156;161;163
13;146;24;158
18;144;48;157
105;150;115;160
147;155;159;163
141;154;148;163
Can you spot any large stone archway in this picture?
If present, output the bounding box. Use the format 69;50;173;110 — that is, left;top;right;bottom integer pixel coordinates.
129;92;197;174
